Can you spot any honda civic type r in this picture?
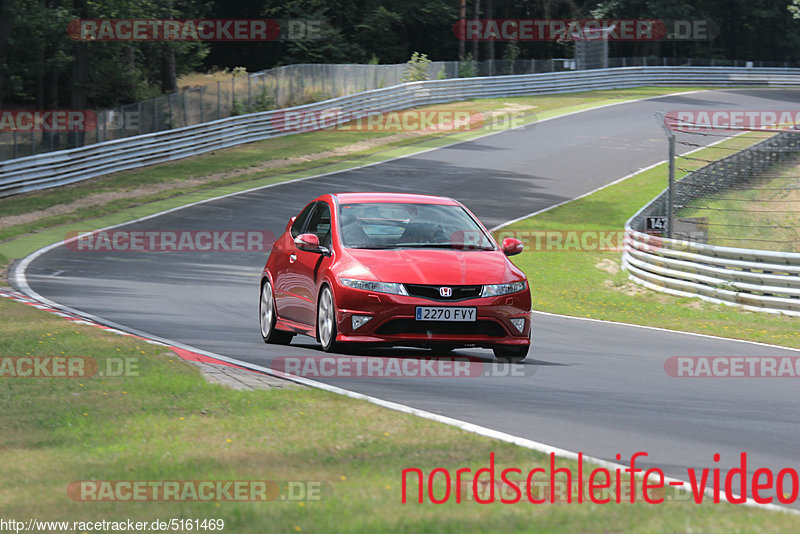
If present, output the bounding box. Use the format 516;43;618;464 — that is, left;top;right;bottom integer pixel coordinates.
259;193;532;361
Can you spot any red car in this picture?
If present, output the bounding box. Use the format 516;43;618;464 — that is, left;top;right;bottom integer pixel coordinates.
259;193;531;361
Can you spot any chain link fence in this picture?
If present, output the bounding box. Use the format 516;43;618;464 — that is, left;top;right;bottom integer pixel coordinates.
630;124;800;252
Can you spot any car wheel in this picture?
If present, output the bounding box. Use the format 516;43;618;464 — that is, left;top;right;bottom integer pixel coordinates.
260;279;294;345
492;344;528;363
317;285;341;353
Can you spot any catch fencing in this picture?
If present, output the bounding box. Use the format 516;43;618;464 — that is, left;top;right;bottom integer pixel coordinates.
624;131;800;315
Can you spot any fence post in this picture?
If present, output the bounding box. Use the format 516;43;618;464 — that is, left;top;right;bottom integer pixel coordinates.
200;86;205;123
667;133;675;239
217;81;221;119
181;91;187;127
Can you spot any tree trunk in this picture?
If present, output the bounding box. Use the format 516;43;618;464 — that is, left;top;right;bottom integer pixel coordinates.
458;0;466;59
125;45;136;98
70;41;88;147
70;0;89;147
0;0;15;110
161;44;177;93
471;0;480;62
41;63;59;150
485;0;493;74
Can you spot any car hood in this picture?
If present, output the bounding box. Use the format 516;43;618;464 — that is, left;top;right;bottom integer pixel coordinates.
338;248;524;285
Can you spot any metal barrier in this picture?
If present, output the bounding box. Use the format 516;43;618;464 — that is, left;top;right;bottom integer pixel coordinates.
623;132;800;316
4;66;800;198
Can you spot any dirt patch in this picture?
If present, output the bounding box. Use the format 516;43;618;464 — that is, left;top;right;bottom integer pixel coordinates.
682;299;706;310
495;103;536;113
595;258;620;275
0;178;213;229
603;279;648;296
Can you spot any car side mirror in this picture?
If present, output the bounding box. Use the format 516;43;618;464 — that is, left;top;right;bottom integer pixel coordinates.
501;237;524;256
295;233;322;253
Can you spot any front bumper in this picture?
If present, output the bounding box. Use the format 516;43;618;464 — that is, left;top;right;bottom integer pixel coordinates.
331;285;532;348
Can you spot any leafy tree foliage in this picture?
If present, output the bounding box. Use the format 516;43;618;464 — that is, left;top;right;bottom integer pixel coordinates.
2;0;800;110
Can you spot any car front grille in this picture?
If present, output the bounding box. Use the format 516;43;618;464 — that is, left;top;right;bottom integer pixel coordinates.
375;319;505;337
404;284;482;301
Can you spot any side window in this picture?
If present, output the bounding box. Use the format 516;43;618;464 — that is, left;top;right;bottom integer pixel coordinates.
305;202;332;247
291;202;316;238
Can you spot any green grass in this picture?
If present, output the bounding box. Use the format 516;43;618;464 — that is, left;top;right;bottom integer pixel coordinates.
500;134;800;348
677;150;800;252
2;297;800;532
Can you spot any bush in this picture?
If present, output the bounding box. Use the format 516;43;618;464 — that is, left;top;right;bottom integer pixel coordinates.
458;53;476;78
403;52;432;82
253;89;276;112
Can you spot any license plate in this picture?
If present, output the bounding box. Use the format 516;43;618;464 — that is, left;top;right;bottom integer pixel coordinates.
415;306;476;322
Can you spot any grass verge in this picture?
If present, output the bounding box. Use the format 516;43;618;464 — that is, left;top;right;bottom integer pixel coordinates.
2;297;799;532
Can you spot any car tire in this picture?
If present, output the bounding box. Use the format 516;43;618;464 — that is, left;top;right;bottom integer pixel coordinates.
492;344;528;363
260;279;294;345
317;285;342;353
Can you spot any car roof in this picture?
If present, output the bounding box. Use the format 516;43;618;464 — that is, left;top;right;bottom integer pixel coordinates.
331;192;459;205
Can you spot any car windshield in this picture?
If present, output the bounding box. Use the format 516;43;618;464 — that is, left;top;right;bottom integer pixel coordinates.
338;202;496;251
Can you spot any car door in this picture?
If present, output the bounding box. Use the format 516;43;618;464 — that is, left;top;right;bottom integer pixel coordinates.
273;201;316;324
290;201;334;327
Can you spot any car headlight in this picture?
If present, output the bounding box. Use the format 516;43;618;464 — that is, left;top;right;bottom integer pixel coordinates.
481;281;527;298
339;278;408;296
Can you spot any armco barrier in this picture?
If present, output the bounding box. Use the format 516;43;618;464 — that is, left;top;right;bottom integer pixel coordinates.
623;131;800;316
4;66;800;198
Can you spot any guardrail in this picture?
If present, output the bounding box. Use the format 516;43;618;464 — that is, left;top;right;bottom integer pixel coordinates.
4;66;800;198
623;131;800;316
